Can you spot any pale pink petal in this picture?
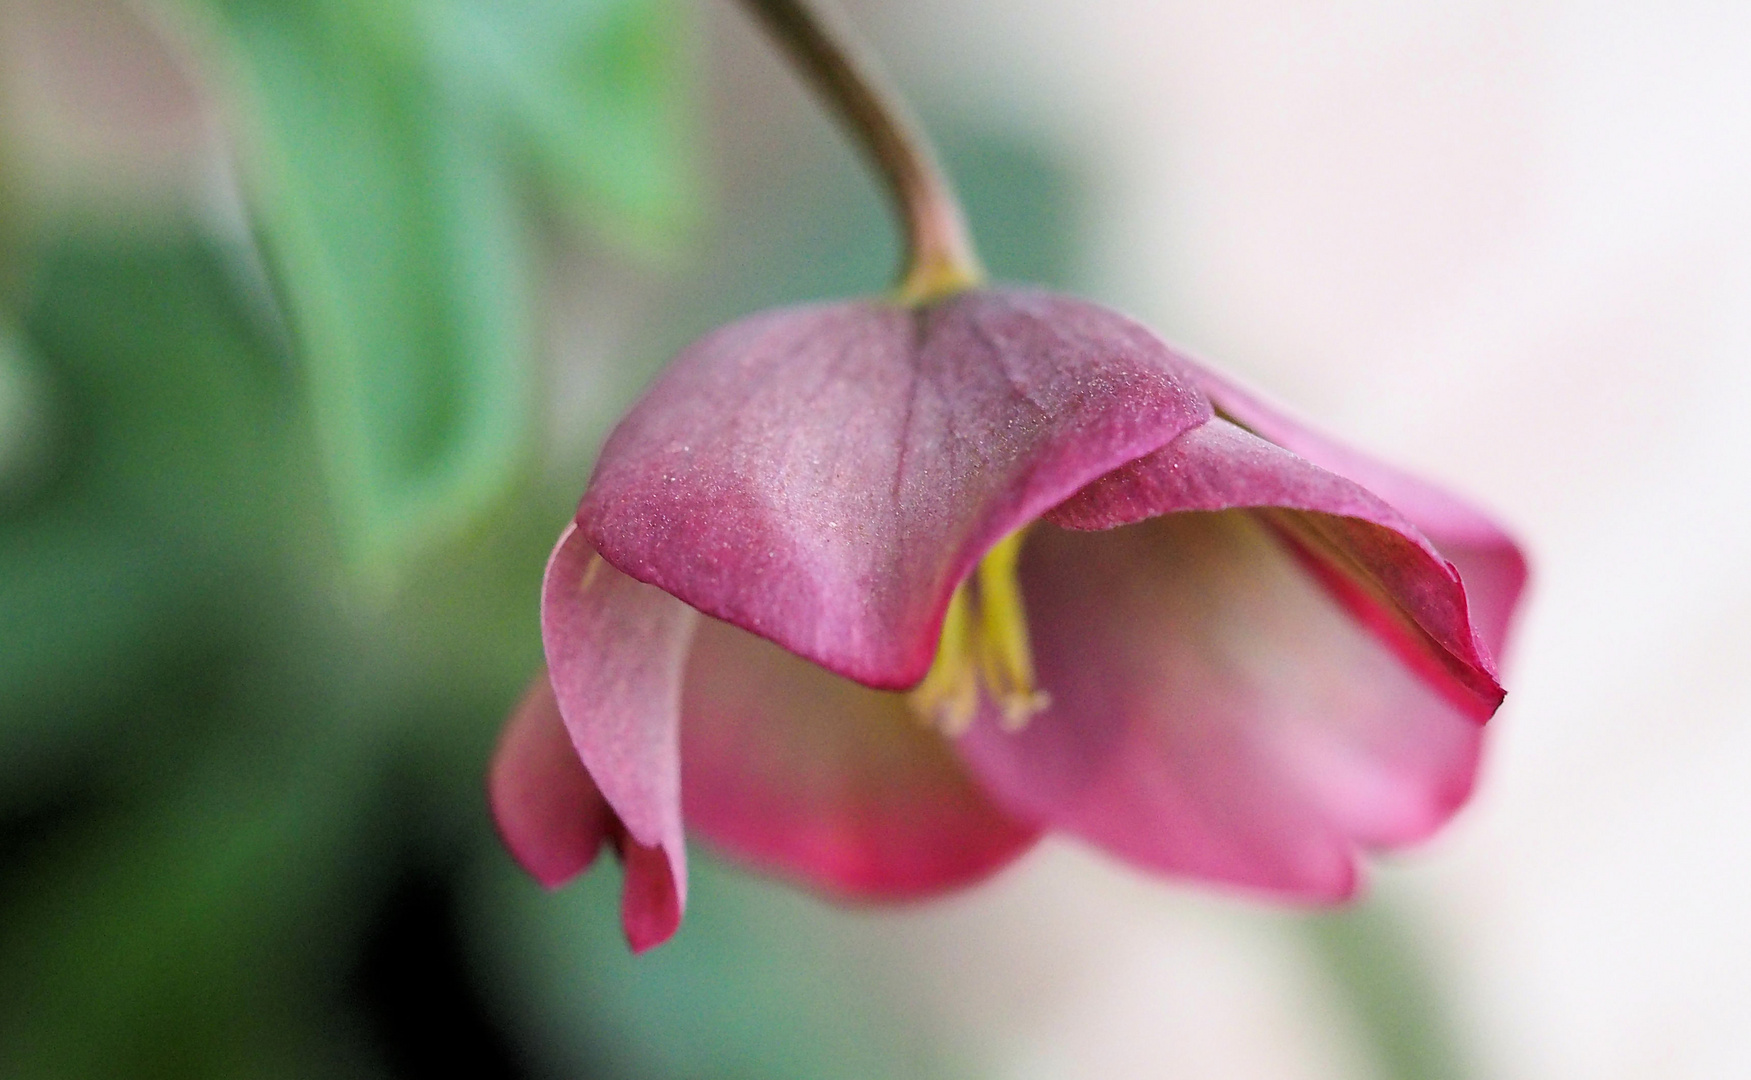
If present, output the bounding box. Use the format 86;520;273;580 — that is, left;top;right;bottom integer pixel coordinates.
1049;419;1503;718
542;524;698;950
679;617;1039;898
959;511;1484;899
578;289;1211;689
1192;367;1529;658
488;671;612;889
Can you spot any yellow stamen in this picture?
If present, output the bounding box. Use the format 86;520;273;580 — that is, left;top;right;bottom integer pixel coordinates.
908;530;1051;735
909;587;980;735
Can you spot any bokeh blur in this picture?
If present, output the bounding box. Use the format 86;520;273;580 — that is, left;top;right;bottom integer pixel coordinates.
2;0;1748;1077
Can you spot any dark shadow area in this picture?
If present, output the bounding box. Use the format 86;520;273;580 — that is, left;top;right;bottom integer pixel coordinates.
353;860;543;1080
0;794;90;892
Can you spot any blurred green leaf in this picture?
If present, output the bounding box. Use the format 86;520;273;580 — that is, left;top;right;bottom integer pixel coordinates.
432;0;698;250
0;316;53;504
0;219;549;1076
0;231;315;801
0;730;387;1080
203;0;533;583
196;0;692;582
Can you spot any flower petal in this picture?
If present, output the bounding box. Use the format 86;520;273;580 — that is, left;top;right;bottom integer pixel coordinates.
488;671;612;889
578;289;1211;689
958;510;1484;899
542;523;697;951
1191;367;1528;658
1048;418;1504;718
679;616;1040;898
615;834;684;954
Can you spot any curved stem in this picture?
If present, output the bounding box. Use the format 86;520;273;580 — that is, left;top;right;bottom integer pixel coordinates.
736;0;983;303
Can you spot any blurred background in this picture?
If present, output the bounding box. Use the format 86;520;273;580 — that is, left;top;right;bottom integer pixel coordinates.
1;0;1747;1076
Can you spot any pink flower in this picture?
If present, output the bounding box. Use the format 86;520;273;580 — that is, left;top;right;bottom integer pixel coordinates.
489;288;1526;952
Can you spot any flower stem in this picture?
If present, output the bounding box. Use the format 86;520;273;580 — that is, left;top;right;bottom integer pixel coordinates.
736;0;984;304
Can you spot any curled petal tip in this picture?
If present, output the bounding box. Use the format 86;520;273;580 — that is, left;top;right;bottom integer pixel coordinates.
618;835;685;953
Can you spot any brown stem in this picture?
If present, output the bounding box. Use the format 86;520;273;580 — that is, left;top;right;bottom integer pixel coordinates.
736;0;983;303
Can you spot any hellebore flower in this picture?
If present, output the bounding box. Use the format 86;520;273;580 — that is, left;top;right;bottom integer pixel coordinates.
489;0;1526;953
489;287;1527;951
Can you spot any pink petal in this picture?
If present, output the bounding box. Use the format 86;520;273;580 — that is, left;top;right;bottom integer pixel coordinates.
578;289;1211;689
487;671;612;889
1191;367;1528;658
959;510;1484;899
542;524;697;951
1048;419;1504;718
614;833;684;954
679;616;1040;899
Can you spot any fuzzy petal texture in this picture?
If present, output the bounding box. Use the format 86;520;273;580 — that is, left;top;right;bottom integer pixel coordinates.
541;524;697;951
579;289;1211;689
959;509;1484;899
1191;367;1528;657
679;616;1040;898
488;671;613;889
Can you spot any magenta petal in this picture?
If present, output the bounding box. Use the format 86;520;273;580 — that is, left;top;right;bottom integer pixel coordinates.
1191;368;1528;658
958;511;1484;898
1049;418;1504;718
488;672;611;889
578;290;1211;689
615;832;684;954
542;524;697;949
679;617;1040;898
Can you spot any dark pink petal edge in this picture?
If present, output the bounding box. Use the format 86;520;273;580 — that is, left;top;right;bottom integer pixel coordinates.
1191;366;1529;660
1047;418;1504;721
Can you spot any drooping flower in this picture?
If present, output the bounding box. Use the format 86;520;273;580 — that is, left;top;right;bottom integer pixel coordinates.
489;287;1526;951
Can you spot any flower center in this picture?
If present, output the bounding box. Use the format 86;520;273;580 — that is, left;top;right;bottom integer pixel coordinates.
908;530;1050;735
